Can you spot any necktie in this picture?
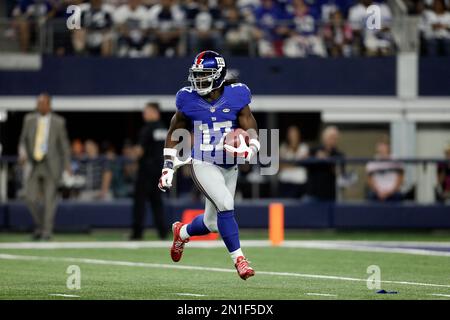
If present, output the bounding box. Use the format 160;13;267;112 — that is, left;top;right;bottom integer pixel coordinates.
33;117;47;161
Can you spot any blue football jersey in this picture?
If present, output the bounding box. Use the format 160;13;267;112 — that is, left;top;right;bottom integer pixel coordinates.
175;83;252;167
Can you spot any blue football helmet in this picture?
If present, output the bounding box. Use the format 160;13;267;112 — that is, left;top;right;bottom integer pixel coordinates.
188;50;227;96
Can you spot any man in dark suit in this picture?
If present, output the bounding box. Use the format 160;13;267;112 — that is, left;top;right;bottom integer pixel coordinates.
131;102;168;240
19;93;71;240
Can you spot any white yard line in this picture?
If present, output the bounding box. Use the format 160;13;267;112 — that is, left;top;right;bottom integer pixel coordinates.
1;253;449;289
305;293;338;297
281;241;450;257
322;240;450;248
48;294;80;298
429;293;450;298
175;293;207;297
0;241;231;249
1;240;450;257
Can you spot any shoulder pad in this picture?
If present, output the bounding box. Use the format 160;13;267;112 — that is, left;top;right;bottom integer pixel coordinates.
175;87;194;112
229;83;251;108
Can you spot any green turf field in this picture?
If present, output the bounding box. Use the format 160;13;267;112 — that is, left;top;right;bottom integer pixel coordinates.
3;229;450;242
0;230;450;300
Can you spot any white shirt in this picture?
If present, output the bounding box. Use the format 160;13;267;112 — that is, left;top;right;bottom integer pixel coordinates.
114;4;148;28
278;143;309;184
422;10;450;39
366;157;404;194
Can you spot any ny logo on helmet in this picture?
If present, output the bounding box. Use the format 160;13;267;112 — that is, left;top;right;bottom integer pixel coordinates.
215;57;225;67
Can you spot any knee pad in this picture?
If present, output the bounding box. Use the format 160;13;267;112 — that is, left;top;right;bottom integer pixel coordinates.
203;215;218;233
217;192;234;212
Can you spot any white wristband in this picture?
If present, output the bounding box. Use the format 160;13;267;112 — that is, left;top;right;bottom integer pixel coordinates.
163;148;177;158
249;139;260;152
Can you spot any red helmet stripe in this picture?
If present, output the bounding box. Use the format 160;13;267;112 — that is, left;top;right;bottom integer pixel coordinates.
196;51;206;65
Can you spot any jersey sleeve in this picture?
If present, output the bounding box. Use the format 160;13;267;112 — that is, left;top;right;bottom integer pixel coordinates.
233;83;252;110
175;87;191;113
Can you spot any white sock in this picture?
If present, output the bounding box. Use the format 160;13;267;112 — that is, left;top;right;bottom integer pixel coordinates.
180;224;190;240
230;248;244;264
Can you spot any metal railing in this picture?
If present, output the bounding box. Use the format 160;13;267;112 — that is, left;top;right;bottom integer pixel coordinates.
0;17;50;54
1;155;449;203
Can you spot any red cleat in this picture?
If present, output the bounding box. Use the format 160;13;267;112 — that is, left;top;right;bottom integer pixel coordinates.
170;221;189;262
234;256;255;280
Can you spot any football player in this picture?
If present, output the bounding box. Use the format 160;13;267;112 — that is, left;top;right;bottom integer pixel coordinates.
158;50;260;280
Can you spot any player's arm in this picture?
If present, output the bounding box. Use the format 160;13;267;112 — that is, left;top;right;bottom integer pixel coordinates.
158;111;190;192
164;111;190;151
225;105;260;162
239;105;260;161
237;105;258;138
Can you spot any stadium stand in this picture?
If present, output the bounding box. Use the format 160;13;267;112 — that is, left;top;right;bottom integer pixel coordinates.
3;0;447;57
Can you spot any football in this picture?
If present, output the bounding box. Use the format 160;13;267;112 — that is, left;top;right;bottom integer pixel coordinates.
224;128;250;157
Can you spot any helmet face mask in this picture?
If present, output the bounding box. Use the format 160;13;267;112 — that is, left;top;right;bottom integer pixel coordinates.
188;51;227;96
188;68;217;96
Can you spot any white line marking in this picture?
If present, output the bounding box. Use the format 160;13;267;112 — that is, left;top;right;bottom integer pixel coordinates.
175;293;207;297
0;241;234;249
429;294;450;298
1;240;450;257
49;294;80;298
282;242;450;257
305;293;338;297
0;253;449;289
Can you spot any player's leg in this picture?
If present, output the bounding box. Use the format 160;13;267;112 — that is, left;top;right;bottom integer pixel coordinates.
175;162;224;243
170;162;223;262
220;165;246;263
190;162;254;279
189;162;239;257
220;165;255;280
179;199;216;240
170;197;216;262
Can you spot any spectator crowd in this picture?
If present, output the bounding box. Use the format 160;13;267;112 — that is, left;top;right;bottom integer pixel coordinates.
61;138;140;200
6;0;411;57
11;121;450;204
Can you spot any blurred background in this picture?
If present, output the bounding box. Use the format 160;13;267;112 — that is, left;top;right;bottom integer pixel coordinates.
0;0;449;236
